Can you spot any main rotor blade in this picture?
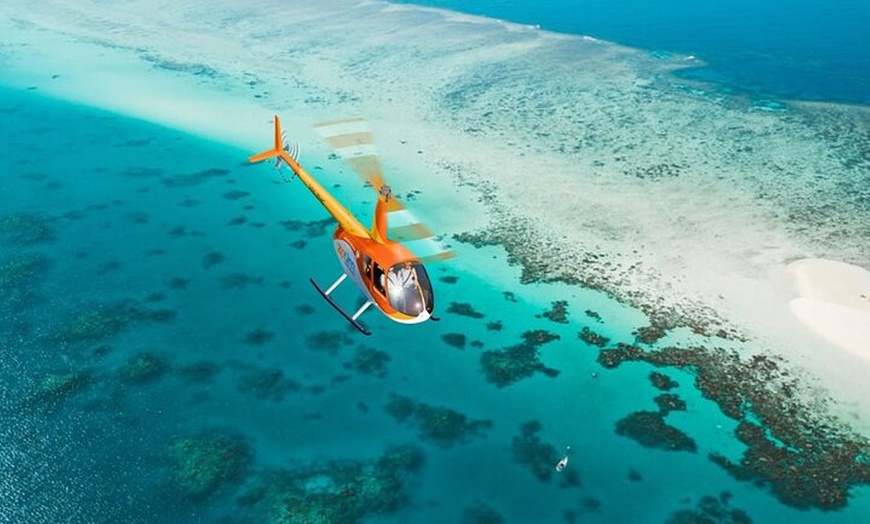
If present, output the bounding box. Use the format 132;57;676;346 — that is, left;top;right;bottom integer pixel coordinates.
314;117;386;189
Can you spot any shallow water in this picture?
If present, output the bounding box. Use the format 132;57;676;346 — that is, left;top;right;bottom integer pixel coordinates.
2;1;870;523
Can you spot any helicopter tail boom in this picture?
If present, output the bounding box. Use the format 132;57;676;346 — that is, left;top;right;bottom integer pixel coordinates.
248;115;286;163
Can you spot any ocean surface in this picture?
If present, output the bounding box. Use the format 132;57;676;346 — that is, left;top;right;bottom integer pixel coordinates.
2;1;870;523
397;0;870;104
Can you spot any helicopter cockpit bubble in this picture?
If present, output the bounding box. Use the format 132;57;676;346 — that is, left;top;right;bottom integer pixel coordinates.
385;261;434;317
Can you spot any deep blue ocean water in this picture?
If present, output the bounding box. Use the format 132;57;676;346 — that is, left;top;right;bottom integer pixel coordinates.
398;0;870;104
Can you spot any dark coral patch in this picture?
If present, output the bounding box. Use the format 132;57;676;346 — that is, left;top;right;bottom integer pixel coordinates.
385;394;492;448
222;189;250;200
162;167;229;188
244;328;275;346
447;302;485;318
442;333;467;349
650;371;679;391
178;360;221;383
220;273;263;290
511;421;560;483
461;501;505;524
480;330;560;387
615;410;697;452
654;393;687;415
578;326;610;348
118;352;170;384
439;275;459;284
343;346;391;377
165;430;252;498
202;251;225;269
665;492;752;524
540;300;569;324
307;330;353;355
0;213;55;245
236;368;300;402
239;445;425;523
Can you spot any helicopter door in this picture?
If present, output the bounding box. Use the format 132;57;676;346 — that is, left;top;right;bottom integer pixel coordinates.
371;262;386;295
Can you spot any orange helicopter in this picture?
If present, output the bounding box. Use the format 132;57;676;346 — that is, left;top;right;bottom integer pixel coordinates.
249;115;454;335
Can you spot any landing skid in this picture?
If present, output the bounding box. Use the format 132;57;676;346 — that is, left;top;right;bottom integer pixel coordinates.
310;277;372;336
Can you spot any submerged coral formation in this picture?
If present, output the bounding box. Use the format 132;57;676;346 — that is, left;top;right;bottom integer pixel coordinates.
599;343;870;509
511;421;570;485
665;492;752;524
307;330;353;355
614;410;697;453
239;445;425;524
461;500;505;524
24;370;92;408
236;368;301;402
118;352;170;383
384;394;492;448
446;302;485;318
540;300;569;324
480;330;561;387
649;371;679;391
165;429;252;498
441;332;467;350
56;299;175;344
343;346;391;377
0;212;56;245
578;326;610;348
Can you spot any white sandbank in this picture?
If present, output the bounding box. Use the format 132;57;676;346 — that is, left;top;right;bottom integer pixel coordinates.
2;0;870;428
788;259;870;360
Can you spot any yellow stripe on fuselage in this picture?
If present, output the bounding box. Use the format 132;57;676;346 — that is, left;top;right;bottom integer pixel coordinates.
278;151;370;239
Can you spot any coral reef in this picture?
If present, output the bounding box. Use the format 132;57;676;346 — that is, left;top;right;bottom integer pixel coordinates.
598;343;870;509
343;346;391;377
384;394;492;448
308;330;353;355
485;321;503;331
539;300;569;324
511;421;568;484
578;326;610;348
220;273;264;290
480;330;560;387
279;217;334;237
446;302;485;318
0;212;55;245
615;410;697;452
461;500;505;524
201;251;225;269
222;189;250;200
178;360;221;383
244;328;275;346
165;429;252;498
649;371;679;391
654;393;687;415
441;333;467;349
665;492;752;524
56;300;175;344
237;368;301;402
24;370;92;408
119;352;170;383
239;445;425;524
162;167;229;188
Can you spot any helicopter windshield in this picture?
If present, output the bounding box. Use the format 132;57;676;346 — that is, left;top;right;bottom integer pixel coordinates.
385;261;434;317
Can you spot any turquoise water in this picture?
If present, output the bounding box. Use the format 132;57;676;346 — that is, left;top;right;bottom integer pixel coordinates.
398;0;870;104
3;84;869;522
